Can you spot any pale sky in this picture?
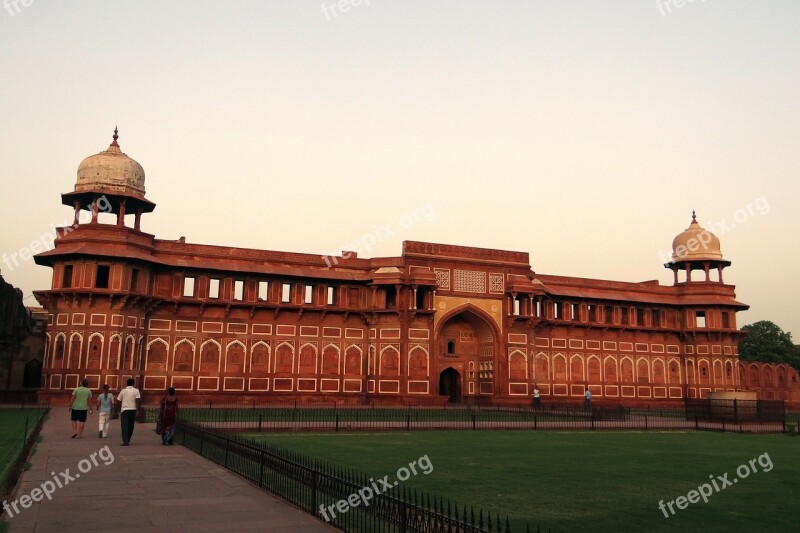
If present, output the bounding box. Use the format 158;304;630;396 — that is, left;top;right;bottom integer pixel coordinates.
1;1;798;337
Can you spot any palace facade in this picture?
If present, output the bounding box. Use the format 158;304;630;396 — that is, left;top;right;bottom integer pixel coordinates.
33;132;800;406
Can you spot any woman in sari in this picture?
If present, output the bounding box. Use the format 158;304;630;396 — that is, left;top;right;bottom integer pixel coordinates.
158;387;178;445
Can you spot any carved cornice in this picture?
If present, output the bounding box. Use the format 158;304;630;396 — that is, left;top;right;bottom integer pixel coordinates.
403;241;530;265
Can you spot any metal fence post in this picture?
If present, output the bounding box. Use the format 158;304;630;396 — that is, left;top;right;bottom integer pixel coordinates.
311;470;318;514
591;412;595;430
224;438;230;467
259;449;265;488
400;500;407;533
199;429;205;456
259;413;263;433
644;415;648;430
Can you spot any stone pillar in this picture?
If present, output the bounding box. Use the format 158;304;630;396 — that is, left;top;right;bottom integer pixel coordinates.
134;208;143;231
91;197;100;223
117;199;127;226
73;201;81;227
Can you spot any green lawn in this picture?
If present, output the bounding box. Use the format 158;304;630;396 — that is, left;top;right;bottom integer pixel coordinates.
0;408;47;493
247;430;800;532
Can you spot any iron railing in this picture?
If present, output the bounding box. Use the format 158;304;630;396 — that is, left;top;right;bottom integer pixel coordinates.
175;421;535;532
0;403;49;497
684;398;785;422
155;403;788;434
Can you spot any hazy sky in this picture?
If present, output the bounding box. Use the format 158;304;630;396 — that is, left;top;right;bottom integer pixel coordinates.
1;1;798;337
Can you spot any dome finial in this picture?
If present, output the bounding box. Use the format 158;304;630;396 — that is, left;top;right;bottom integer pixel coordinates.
77;130;146;196
691;210;697;223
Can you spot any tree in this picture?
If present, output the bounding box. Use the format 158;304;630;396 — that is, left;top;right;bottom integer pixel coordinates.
738;321;800;371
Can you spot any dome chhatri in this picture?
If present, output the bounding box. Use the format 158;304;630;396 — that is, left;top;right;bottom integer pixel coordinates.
671;211;723;262
75;128;146;197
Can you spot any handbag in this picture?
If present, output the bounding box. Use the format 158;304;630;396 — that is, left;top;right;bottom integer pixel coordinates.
107;394;119;419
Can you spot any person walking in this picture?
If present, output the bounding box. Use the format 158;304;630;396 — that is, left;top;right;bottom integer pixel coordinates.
96;384;115;438
157;387;178;445
533;385;541;409
117;378;141;446
69;378;92;438
584;386;592;410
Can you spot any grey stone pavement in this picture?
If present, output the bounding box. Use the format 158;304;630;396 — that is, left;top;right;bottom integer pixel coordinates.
3;413;337;532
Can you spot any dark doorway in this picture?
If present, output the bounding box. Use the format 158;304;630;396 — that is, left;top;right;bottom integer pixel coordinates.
439;368;461;403
22;359;42;388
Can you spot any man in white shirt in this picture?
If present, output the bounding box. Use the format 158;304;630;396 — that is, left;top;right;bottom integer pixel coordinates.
584;387;592;410
117;378;141;446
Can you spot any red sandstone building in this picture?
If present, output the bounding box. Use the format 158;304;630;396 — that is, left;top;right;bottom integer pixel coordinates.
33;132;800;406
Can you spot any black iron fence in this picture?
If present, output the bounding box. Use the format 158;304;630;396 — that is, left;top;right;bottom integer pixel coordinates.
684;398;785;422
0;404;49;498
148;403;791;434
175;421;533;532
0;391;41;408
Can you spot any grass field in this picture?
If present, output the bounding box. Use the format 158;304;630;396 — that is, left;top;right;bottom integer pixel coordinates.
0;408;47;533
0;408;46;491
247;430;799;532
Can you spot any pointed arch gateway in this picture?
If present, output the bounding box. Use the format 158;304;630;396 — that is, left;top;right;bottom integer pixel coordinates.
435;304;500;402
439;367;461;403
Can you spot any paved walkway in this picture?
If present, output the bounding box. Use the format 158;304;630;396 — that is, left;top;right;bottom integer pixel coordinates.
4;413;336;532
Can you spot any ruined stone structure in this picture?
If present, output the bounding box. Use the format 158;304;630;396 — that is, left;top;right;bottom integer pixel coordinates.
33;132;800;406
0;273;45;391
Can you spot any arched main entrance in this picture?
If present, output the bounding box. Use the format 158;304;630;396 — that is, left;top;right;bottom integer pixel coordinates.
436;306;499;401
439;368;461;403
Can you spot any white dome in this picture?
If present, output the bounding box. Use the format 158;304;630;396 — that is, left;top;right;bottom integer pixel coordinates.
75;129;145;197
671;212;723;262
